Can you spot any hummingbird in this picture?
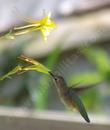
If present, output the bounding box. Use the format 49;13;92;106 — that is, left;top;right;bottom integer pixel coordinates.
49;72;91;123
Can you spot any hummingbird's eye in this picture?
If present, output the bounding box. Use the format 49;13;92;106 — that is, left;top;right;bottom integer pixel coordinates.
54;77;58;81
53;75;60;82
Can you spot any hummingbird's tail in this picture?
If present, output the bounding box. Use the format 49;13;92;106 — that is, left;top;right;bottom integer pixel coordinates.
78;105;90;123
69;90;90;123
76;98;90;123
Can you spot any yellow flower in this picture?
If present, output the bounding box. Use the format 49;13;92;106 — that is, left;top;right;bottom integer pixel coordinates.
18;55;50;74
37;12;56;41
10;12;56;41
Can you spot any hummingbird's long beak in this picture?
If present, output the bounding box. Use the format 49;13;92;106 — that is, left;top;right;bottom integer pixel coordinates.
49;71;55;78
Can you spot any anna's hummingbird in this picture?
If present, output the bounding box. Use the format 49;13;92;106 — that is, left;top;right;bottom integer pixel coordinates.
49;72;90;123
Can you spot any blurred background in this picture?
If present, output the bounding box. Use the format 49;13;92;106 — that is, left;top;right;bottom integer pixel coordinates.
0;0;110;118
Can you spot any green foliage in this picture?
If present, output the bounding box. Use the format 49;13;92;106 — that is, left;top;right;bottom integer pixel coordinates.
83;47;110;74
69;72;103;85
80;89;101;111
83;47;110;83
0;38;37;106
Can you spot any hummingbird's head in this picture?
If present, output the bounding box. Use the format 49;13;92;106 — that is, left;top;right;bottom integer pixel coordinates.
49;72;66;87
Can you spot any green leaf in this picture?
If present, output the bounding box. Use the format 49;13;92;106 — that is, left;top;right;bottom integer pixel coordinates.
80;89;100;111
69;72;103;85
83;47;110;73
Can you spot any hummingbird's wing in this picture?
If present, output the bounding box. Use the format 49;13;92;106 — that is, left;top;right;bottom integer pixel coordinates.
70;84;95;95
69;89;90;123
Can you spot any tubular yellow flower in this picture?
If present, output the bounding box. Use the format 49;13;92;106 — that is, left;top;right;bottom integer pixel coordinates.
7;12;56;41
18;55;50;74
0;55;50;81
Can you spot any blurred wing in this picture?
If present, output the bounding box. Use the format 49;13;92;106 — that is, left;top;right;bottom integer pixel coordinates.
69;90;90;123
70;84;95;95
